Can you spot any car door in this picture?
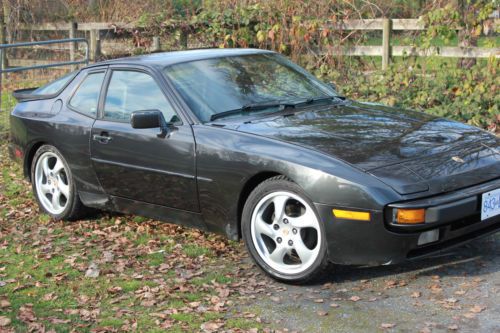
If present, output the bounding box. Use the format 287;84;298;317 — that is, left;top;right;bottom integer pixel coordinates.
90;66;198;212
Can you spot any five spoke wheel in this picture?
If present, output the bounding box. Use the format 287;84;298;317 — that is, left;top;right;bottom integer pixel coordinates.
34;152;70;215
250;191;322;275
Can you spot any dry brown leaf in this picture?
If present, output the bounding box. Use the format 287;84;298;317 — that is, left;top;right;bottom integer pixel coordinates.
107;286;123;294
381;323;396;329
469;305;486;313
0;316;11;327
18;305;36;322
349;296;361;302
463;313;476;319
411;291;421;298
200;321;224;332
0;299;11;308
317;311;328;316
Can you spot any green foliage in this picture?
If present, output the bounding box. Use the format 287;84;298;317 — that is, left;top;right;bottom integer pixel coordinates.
338;59;499;130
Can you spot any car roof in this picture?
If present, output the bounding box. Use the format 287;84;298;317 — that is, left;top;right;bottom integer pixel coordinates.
86;48;275;69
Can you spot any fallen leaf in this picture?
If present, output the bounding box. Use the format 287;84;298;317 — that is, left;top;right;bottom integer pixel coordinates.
200;321;224;332
329;303;339;308
381;323;396;329
0;299;10;308
349;296;361;302
85;262;100;278
313;298;324;303
317;311;328;316
463;313;476;319
42;292;57;301
107;286;123;294
448;324;459;330
385;280;397;288
411;291;421;298
0;316;11;327
270;296;281;303
102;251;114;263
18;305;36;322
469;305;486;313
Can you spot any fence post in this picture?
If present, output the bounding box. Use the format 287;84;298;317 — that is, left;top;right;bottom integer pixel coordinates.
382;18;392;70
0;13;7;70
152;36;161;52
68;22;77;70
90;29;101;62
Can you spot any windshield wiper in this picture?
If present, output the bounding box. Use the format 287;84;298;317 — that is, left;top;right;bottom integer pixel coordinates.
210;100;296;121
209;95;346;122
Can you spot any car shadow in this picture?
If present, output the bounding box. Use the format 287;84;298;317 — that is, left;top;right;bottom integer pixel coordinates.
314;234;500;285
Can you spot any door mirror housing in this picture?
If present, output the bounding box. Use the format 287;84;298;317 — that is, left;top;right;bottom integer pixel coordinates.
131;110;162;129
130;110;170;138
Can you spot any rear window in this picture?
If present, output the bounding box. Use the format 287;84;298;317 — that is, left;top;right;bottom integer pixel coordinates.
32;71;76;95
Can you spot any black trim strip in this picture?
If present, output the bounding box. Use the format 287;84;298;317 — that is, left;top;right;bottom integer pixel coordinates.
91;157;195;180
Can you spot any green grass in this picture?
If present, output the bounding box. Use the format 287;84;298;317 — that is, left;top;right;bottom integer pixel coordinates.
182;244;213;258
0;141;265;332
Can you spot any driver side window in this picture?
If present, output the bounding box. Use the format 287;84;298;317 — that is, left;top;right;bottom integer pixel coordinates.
104;70;178;123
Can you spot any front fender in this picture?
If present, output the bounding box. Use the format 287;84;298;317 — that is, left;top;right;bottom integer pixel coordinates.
193;125;401;239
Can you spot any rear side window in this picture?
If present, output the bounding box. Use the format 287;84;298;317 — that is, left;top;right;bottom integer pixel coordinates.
33;71;76;95
69;72;105;117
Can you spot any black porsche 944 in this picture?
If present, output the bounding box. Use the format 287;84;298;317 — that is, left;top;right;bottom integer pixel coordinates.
9;49;500;283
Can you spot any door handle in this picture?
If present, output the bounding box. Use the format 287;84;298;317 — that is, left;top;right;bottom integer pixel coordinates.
93;133;112;144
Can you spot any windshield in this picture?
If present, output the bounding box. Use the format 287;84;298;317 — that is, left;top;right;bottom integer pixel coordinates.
33;71;76;95
163;53;337;122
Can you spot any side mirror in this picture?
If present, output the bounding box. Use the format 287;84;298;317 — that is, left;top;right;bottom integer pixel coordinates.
130;110;170;138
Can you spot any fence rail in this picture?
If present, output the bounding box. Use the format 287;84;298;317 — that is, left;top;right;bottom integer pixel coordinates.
9;18;500;70
0;38;90;135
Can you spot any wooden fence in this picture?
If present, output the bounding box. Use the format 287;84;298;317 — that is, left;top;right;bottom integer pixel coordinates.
8;18;500;70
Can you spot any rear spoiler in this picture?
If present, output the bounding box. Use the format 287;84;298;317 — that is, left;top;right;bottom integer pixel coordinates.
12;87;50;102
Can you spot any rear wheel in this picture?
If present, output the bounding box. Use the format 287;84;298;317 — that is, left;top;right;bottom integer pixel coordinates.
31;145;87;220
242;176;328;283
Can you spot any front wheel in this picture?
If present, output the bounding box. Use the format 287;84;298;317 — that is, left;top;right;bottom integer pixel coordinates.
242;176;328;283
31;145;87;220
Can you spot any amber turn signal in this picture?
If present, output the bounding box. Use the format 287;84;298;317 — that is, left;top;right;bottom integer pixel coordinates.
333;209;371;221
396;208;426;224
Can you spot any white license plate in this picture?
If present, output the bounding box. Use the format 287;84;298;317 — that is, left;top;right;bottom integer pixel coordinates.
481;188;500;221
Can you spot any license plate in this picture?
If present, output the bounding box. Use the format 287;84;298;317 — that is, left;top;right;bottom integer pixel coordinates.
481;188;500;221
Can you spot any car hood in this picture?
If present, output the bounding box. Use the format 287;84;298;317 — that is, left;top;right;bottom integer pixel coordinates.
223;101;500;194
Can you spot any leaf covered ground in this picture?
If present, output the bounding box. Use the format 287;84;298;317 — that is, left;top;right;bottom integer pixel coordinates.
0;142;273;332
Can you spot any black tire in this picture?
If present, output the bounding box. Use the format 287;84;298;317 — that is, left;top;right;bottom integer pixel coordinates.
31;145;88;221
242;175;328;284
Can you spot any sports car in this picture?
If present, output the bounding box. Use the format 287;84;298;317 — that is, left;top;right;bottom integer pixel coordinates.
9;49;500;283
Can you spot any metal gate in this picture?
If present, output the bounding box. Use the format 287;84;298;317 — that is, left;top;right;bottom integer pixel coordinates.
0;38;89;137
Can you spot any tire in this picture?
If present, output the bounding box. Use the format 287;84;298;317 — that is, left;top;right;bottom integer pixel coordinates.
242;176;328;283
31;145;87;220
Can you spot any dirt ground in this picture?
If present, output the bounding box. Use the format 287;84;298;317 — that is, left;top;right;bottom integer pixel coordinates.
238;233;500;333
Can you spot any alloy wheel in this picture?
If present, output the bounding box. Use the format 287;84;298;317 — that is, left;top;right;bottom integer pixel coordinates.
34;152;70;215
250;191;321;275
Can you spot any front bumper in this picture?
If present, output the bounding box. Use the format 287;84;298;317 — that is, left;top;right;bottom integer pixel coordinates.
316;178;500;266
